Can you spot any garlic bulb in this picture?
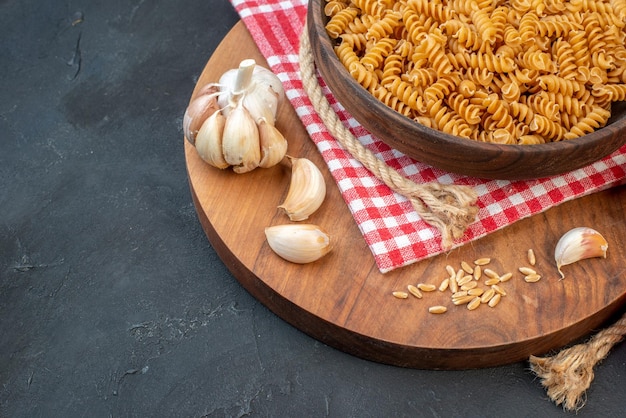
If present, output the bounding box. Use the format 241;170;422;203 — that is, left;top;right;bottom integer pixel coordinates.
183;59;287;172
278;157;326;221
554;227;609;279
265;224;332;264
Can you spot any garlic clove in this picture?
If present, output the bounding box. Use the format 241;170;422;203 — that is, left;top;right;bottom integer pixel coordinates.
221;102;261;174
242;87;279;126
250;65;285;102
183;85;220;144
258;118;288;168
278;157;326;221
554;227;609;279
194;110;228;169
265;224;331;264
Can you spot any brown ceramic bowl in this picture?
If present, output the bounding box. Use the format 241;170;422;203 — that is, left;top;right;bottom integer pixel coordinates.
307;0;626;180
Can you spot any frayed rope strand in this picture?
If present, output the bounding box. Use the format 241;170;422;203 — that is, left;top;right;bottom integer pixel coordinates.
529;311;626;412
298;24;478;249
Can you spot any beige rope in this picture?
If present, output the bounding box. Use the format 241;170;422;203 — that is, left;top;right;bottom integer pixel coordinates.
529;311;626;412
298;25;478;249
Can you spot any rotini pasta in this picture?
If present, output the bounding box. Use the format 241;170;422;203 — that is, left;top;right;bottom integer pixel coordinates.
324;0;350;17
552;39;578;80
447;92;483;124
563;105;612;138
325;0;626;143
366;10;402;40
350;62;380;92
326;7;359;39
371;85;414;116
427;99;474;138
385;76;426;111
351;0;389;17
360;37;397;71
404;67;438;87
380;53;405;85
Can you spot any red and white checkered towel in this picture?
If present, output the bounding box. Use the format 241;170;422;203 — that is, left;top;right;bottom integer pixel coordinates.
230;0;626;273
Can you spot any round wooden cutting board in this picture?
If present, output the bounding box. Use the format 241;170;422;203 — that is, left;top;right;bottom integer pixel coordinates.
184;21;626;369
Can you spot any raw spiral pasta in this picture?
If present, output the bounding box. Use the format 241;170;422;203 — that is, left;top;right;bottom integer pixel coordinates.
324;0;626;143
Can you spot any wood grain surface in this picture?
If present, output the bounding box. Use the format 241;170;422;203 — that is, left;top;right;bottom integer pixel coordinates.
307;0;626;180
184;21;626;369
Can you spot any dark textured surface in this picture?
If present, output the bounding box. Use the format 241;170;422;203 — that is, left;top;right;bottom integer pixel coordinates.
1;0;625;417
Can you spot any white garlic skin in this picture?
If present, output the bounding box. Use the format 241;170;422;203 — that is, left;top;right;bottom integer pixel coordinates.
554;227;608;279
265;224;331;264
278;157;326;221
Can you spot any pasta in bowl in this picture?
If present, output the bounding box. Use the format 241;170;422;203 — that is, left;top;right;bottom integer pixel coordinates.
307;0;626;179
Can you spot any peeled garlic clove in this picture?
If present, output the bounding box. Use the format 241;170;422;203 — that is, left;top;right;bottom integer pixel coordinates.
221;102;260;174
258;119;288;168
278;157;326;221
195;110;228;169
183;85;220;144
554;227;609;279
265;224;331;264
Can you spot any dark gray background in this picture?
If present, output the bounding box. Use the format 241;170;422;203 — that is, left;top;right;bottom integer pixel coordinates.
1;0;625;416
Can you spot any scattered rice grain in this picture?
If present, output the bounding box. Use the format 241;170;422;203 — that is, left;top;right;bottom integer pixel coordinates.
446;265;456;277
527;249;536;266
393;291;408;299
468;288;484;296
524;274;541;283
480;288;496;303
488;293;502;307
484;277;500;286
473;265;482;280
483;268;500;279
467;297;481;310
461;261;474;274
491;284;507;296
461;281;478;291
457;275;473;287
474;257;491;266
417;283;437;292
449;276;459;293
407;284;423;299
499;272;513;282
429;305;447;314
452;295;476;305
519;266;537;276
